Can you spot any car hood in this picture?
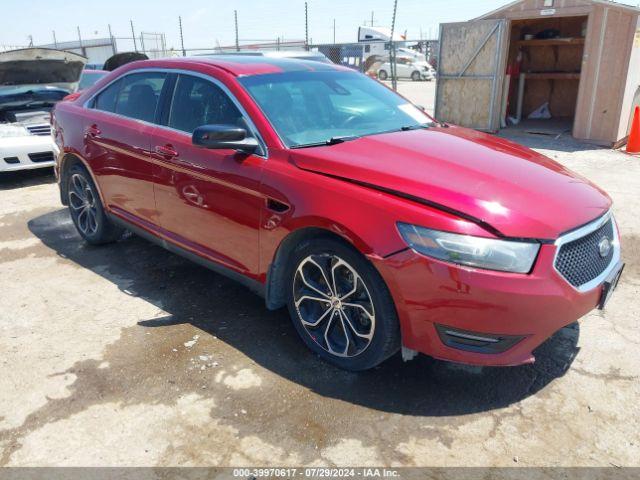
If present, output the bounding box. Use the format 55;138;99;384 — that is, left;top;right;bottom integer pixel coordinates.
290;126;611;239
0;48;87;90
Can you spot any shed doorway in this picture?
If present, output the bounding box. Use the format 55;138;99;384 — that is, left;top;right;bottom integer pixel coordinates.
504;16;588;137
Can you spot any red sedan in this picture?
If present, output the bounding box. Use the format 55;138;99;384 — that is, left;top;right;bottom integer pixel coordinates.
51;56;623;371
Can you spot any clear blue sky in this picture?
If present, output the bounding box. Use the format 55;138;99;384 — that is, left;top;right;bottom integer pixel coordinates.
1;0;515;50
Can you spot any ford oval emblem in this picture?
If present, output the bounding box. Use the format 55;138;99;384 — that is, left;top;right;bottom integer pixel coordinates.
598;237;612;258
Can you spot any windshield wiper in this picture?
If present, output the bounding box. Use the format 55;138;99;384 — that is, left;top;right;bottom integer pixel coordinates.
400;124;430;131
291;135;360;149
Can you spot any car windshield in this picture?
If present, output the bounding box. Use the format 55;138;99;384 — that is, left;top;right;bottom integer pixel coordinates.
79;71;108;90
238;70;430;148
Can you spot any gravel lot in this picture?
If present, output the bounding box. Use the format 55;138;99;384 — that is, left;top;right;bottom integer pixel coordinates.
0;81;638;467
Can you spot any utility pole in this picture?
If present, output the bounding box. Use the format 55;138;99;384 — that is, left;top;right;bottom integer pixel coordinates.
178;16;186;56
371;11;374;27
130;20;138;52
234;10;240;51
28;35;33;47
77;26;86;57
52;30;58;49
305;2;309;50
108;24;116;54
389;0;399;91
333;19;336;44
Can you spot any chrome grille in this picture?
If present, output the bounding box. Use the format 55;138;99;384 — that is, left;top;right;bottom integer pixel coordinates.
555;217;615;288
26;124;51;136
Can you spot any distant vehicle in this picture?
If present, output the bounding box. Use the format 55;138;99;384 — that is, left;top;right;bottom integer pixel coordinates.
0;48;86;172
103;52;149;72
205;50;332;64
357;26;405;42
377;59;435;81
78;70;109;91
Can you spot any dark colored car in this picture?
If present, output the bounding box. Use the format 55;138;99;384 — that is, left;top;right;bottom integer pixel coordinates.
51;56;623;371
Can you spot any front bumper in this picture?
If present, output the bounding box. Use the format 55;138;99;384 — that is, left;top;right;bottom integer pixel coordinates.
373;242;608;366
0;135;56;172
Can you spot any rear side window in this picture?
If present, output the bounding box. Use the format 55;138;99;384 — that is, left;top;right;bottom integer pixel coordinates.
168;74;243;134
93;79;121;112
114;72;166;123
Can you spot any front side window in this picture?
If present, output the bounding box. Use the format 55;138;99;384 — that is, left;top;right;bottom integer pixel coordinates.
239;70;429;148
114;72;166;123
168;74;243;134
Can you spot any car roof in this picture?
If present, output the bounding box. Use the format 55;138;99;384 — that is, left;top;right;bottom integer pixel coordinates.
131;55;348;77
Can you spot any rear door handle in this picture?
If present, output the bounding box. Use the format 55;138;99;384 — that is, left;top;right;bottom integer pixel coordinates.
86;124;101;138
154;144;179;159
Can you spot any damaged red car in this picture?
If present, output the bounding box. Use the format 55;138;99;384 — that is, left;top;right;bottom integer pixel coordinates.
51;56;623;371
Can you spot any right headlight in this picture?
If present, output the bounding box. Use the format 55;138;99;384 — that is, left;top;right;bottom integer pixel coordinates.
0;125;30;138
397;223;540;273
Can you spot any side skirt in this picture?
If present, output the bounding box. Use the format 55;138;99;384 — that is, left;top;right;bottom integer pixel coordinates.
107;213;266;299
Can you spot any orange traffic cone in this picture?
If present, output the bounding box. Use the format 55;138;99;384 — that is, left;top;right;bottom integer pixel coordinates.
627;106;640;154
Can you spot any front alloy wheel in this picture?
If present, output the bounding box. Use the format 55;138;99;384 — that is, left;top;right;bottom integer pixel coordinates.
286;237;401;370
293;254;376;358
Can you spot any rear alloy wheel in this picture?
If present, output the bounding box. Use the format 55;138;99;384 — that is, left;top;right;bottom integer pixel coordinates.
68;173;99;237
411;71;422;81
287;238;400;370
67;164;123;245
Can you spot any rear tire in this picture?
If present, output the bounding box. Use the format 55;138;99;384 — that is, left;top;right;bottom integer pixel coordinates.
66;164;123;245
286;236;401;371
378;70;388;81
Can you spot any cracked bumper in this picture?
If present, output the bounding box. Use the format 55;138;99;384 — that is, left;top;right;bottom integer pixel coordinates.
372;244;602;366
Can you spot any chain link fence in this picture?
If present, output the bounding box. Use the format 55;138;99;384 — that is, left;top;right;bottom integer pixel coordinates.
4;1;441;90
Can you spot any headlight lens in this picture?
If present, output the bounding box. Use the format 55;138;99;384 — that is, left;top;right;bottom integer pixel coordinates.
397;223;540;273
0;125;30;138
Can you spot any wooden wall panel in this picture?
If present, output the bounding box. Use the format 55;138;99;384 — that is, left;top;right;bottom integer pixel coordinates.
438;79;495;128
616;17;640;139
579;7;636;142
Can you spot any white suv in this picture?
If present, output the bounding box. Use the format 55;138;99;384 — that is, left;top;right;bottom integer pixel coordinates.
377;60;435;82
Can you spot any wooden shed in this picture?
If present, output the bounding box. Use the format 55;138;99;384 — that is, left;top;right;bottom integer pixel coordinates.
435;0;640;145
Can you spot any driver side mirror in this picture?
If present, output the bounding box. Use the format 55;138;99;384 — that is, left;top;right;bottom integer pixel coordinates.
192;124;259;154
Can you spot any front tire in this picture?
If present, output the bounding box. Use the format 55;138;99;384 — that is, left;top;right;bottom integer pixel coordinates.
411;71;422;81
286;237;400;371
378;70;389;81
66;164;123;245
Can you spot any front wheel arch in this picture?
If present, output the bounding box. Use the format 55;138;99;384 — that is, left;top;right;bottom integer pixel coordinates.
266;227;367;311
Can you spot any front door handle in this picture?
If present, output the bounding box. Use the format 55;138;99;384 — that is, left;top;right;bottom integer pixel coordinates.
155;144;179;159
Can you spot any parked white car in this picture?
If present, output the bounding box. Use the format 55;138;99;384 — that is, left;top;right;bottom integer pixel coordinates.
377;60;436;81
0;48;86;172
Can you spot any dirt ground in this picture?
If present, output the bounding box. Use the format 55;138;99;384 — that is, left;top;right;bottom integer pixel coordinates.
0;83;639;467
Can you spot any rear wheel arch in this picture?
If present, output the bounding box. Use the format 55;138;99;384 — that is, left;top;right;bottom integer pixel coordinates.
59;153;104;207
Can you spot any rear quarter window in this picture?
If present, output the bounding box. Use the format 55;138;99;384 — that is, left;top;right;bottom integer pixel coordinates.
114;72;166;123
93;79;121;113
